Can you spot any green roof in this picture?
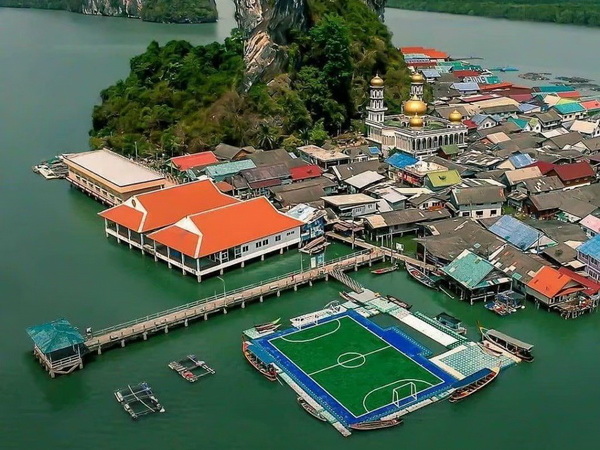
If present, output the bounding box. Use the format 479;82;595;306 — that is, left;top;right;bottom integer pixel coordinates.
426;169;462;188
26;319;84;354
508;118;528;130
442;250;494;289
553;103;585;114
440;144;460;155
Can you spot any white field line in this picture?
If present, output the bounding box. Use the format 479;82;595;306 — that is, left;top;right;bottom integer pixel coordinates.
362;378;436;414
279;319;341;343
308;345;391;376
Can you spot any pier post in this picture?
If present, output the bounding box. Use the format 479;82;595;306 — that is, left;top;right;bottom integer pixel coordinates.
354;264;358;271
309;281;313;287
223;308;228;314
241;261;245;268
97;346;102;355
294;285;298;291
120;340;126;348
241;302;245;309
197;274;201;282
143;332;148;340
184;319;189;327
325;274;329;281
277;291;281;297
164;326;169;334
219;268;224;275
204;313;208;320
280;248;284;254
261;254;265;261
259;296;264;303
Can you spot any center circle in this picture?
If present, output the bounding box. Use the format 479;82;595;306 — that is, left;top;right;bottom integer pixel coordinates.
337;352;366;369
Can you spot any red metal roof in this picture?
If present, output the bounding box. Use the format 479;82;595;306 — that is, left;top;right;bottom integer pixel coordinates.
148;197;304;258
479;82;513;91
289;164;323;181
99;180;239;233
581;100;600;111
558;268;600;296
400;47;449;59
527;266;584;298
463;119;477;130
407;61;437;68
550;162;595;182
169;152;218;171
526;161;556;175
557;91;581;99
509;94;533;103
461;95;495;103
453;70;481;78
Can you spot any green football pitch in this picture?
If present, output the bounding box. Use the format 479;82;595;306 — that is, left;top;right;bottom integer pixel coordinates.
270;316;443;417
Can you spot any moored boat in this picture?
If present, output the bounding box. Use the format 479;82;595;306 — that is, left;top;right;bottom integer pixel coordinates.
449;367;500;403
385;295;412;310
405;262;438;289
242;341;278;381
479;325;534;362
297;397;327;422
435;312;466;335
371;264;397;275
339;291;354;302
350;418;402;430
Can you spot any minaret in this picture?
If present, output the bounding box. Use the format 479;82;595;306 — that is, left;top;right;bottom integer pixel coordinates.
366;74;387;124
410;72;425;100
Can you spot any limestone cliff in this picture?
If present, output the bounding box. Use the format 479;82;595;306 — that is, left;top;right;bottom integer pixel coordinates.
235;0;387;89
0;0;218;23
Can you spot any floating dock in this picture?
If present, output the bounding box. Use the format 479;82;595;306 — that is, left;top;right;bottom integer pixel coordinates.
114;382;165;419
168;355;215;383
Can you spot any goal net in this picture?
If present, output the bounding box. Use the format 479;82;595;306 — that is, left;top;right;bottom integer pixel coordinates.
324;300;343;314
392;382;418;407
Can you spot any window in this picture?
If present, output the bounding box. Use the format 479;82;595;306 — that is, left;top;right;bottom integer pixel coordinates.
275;235;281;242
461;212;470;217
262;239;268;245
242;245;249;252
476;210;484;217
256;241;262;248
490;209;498;216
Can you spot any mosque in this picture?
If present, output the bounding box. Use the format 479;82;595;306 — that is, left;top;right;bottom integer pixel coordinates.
365;72;467;157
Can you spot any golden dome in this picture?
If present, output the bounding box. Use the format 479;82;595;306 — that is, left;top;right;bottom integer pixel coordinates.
404;95;427;115
449;110;463;123
410;114;424;128
370;74;384;87
411;72;425;83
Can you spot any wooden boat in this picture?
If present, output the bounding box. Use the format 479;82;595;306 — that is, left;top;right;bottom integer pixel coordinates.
339;291;354;302
371;264;397;275
242;341;278;381
405;262;438;289
350;418;402;430
449;367;500;403
254;318;281;332
297;397;327;422
385;295;412;310
300;236;329;255
479;325;534;362
477;341;503;357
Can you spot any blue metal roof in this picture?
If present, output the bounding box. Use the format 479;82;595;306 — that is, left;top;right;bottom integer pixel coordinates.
205;160;256;180
421;69;440;78
578;235;600;259
488;215;541;251
26;319;84;354
509;153;535;169
385;152;418;169
518;103;538;113
471;114;496;126
451;82;480;92
442;250;495;289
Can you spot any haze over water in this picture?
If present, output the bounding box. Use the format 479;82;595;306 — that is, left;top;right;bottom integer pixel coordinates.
1;2;599;449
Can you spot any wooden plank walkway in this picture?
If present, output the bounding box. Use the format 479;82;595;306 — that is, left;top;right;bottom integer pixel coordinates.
85;249;382;354
326;232;436;271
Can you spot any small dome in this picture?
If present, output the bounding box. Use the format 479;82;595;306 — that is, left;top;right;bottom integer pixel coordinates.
449;110;463;123
411;72;425;83
410;114;424;128
404;95;427;115
370;74;384;87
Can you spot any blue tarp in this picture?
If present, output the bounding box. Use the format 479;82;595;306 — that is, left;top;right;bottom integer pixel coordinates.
386;152;418;169
578;235;600;259
26;319;84;354
509;153;535;169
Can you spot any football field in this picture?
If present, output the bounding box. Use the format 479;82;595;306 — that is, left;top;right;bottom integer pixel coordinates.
269;315;443;417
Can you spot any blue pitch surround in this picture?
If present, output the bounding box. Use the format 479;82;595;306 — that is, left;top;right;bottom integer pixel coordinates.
254;310;457;425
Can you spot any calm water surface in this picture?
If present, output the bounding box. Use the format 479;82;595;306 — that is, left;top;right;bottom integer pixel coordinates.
1;4;599;449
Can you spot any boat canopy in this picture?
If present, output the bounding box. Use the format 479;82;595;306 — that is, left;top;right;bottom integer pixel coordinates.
435;312;462;326
486;329;533;351
452;368;493;389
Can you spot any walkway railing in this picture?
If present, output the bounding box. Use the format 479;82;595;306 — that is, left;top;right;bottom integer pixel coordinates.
90;250;372;338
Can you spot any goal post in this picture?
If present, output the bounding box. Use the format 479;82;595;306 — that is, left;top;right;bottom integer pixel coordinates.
392;382;418;407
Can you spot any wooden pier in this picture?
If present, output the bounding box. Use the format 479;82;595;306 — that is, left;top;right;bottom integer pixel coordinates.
85;249;382;354
325;232;436;272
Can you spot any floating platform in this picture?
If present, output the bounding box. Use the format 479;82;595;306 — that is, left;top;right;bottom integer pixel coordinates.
114;382;165;419
168;355;215;383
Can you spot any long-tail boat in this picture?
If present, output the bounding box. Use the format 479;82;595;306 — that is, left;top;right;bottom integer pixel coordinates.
297;397;327;422
405;262;438;289
449;367;500;403
371;264;397;275
350;418;403;430
479;325;534;362
242;341;278;381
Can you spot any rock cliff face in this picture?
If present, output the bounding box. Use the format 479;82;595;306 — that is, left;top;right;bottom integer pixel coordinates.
235;0;386;89
0;0;218;23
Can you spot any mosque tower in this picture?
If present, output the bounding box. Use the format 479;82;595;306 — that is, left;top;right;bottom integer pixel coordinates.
410;72;425;99
366;74;387;124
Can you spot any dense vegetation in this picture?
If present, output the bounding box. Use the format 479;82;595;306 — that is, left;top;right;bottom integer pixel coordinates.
387;0;600;27
0;0;218;23
90;0;413;157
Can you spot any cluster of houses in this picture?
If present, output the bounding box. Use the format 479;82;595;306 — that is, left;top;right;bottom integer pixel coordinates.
60;56;600;318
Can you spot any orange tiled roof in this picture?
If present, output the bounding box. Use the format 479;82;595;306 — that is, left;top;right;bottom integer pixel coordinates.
170;152;218;170
527;266;584;298
99;180;239;233
149;197;304;258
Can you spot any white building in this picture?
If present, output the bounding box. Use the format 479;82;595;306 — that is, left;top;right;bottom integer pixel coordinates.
449;186;506;219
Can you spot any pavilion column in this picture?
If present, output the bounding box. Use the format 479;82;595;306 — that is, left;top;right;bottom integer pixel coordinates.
140;235;145;255
127;229;132;249
181;254;186;275
116;224;121;243
167;247;172;269
104;218;109;238
196;259;201;282
153;240;158;262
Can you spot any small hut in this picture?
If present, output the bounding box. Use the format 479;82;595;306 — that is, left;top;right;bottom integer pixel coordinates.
26;319;87;378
